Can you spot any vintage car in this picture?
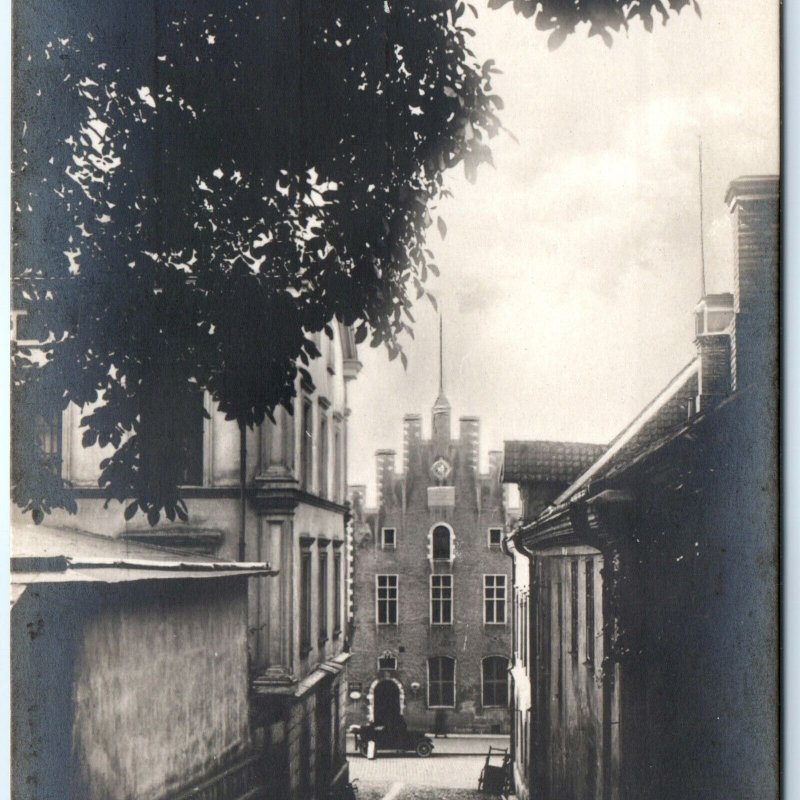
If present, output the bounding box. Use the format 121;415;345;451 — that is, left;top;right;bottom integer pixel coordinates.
352;720;434;758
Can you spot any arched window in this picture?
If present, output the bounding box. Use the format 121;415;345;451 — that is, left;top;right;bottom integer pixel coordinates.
482;656;509;707
428;656;456;708
432;524;452;561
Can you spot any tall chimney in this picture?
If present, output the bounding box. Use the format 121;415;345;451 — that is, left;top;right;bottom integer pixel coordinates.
694;293;734;413
725;176;779;392
459;417;480;473
403;414;422;473
375;450;396;509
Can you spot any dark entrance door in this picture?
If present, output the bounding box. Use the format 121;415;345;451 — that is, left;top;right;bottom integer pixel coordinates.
373;680;401;725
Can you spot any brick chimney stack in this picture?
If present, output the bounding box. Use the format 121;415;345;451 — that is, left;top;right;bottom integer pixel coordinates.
725;176;779;392
375;450;396;508
459;417;480;474
403;414;422;473
694;293;734;413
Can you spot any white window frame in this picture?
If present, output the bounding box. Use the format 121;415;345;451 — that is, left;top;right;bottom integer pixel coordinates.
484;574;508;625
481;655;510;708
375;574;399;625
381;527;397;550
487;527;503;548
427;656;456;709
430;574;454;625
430;522;455;563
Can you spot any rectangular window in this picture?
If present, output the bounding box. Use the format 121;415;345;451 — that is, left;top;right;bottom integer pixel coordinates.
333;427;342;503
488;527;503;548
570;559;579;663
301;398;313;490
430;575;453;625
482;656;509;707
319;548;328;644
484;575;507;624
333;549;342;637
376;575;398;625
381;527;396;549
428;657;456;708
34;409;63;477
319;414;329;499
300;547;313;655
586;559;595;667
175;389;205;486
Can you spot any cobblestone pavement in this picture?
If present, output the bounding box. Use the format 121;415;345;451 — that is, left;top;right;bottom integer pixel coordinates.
353;782;486;800
347;735;511;799
349;754;491;799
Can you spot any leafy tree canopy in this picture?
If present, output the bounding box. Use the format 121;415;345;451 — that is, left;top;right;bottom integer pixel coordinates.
488;0;700;48
12;0;689;525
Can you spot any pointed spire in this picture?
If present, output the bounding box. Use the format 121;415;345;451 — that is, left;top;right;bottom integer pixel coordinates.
439;313;444;396
698;137;707;298
434;312;450;411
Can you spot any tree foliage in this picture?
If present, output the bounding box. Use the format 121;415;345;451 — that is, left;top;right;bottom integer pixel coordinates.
13;0;687;525
487;0;700;48
13;0;502;524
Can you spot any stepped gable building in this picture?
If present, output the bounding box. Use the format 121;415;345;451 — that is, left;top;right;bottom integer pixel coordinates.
11;318;362;800
503;175;779;800
348;345;511;735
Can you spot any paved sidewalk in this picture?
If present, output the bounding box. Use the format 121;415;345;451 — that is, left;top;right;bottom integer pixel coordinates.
346;734;509;757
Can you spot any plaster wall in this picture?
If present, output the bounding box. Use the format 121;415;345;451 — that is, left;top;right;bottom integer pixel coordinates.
12;578;252;800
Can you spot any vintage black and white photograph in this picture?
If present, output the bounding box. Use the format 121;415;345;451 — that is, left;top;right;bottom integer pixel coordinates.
9;2;780;799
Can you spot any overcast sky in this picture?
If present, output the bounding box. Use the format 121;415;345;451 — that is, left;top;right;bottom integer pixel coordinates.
348;1;780;505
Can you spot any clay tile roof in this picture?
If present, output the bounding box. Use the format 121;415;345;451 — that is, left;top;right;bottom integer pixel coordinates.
503;440;607;484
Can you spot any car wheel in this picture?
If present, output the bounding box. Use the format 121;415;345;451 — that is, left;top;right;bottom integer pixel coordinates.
359;741;370;757
416;740;433;758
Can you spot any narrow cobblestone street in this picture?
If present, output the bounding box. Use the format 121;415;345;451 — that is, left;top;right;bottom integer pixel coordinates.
347;736;508;799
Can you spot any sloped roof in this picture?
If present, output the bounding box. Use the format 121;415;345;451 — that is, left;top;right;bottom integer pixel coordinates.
11;523;274;597
503;440;607;484
551;358;700;506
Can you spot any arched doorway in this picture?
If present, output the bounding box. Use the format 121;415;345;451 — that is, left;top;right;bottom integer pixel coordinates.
373;680;401;726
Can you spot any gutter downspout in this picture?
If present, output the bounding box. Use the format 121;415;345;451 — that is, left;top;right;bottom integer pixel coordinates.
507;527;534;797
502;532;517;772
238;422;247;562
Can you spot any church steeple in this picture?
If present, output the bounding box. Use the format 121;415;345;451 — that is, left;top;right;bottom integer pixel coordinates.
432;314;451;444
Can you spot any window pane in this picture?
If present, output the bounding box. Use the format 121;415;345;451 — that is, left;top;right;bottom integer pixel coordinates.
334;551;342;633
300;551;312;653
302;399;313;489
428;657;455;707
319;415;328;499
175;389;204;486
377;576;398;624
319;550;328;641
432;526;451;560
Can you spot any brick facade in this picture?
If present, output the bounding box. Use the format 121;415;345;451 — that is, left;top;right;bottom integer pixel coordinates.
348;391;511;734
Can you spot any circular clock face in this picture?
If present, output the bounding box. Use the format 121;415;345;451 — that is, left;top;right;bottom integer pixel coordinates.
430;457;452;482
